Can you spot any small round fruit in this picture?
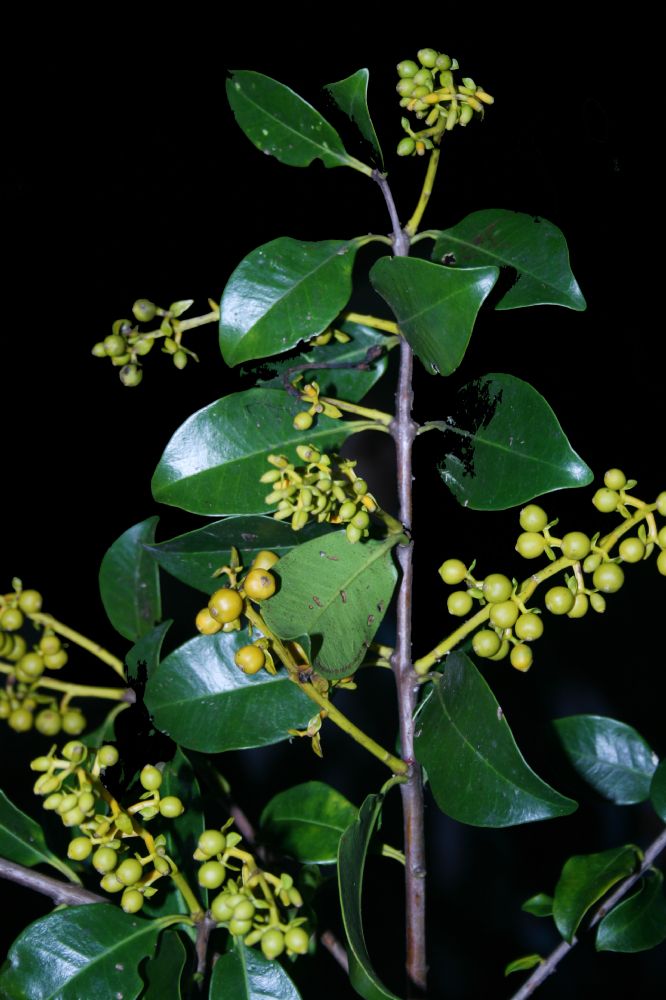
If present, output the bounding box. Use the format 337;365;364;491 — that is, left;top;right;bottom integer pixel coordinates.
515;532;546;559
338;501;357;522
198;861;226;889
121;889;144;913
244;569;276;601
657;549;666;576
261;929;285;960
417;47;438;67
173;350;188;370
567;593;589;619
489;600;519;629
98;745;119;767
592;488;620;513
593;562;625;593
514;613;544;641
67;836;92;861
658;526;666;548
234;645;265;674
489;639;510;661
7;635;27;660
510;644;533;672
397;59;419;78
92;341;106;357
482;574;513;604
104;333;127;357
120;364;143;387
618;537;645;563
293;410;313;431
18;652;45;679
346;523;362;544
252;550;279;571
100;873;124;893
519;505;548;532
116;858;144;886
447;591;473;617
92;846;118;873
472;630;502;658
38;634;61;655
211;893;235;922
62;740;86;762
352;510;370;530
140;765;163;791
590;592;607;613
656;492;666;517
233;899;256;921
229;918;252;936
285;926;309;954
561;532;591;561
17;589;42;614
61;710;86;735
78;792;95;814
159;796;184;818
35;709;62;736
208;588;244;623
132;298;157;322
198;829;227;857
195;607;222;635
545;586;575;615
439;559;467;585
44;649;68;670
8;708;33;732
583;553;601;574
0;606;23;631
604;468;627;490
62;806;86;827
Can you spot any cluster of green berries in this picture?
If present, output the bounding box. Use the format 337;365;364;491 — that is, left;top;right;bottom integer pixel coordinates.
91;297;202;386
262;447;377;543
32;742;184;913
291;380;343;432
195;824;309;959
439;471;665;672
395;49;494;155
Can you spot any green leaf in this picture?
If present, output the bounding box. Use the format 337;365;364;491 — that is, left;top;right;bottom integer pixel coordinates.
227;70;364;172
144;631;313;752
219;238;360;366
553;845;640;942
209;939;302;999
0;904;164;1000
99;516;162;642
324;69;383;167
126;620;172;683
151;388;354;516
431;209;586;310
262;531;398;679
143;929;187;998
370;256;498;375
522;893;554;917
596;869;666;953
504;954;543;976
338;782;401;1000
253;318;390;403
414;652;577;827
145;516;334;595
554;715;658;805
0;788;78;882
260;781;358;864
432;372;593;509
650;760;666;822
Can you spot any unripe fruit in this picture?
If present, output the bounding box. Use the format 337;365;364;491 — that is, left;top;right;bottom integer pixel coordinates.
17;589;42;614
593;562;625;593
472;630;502;658
196;607;222;635
561;532;592;561
293;411;313;431
229;918;252;936
285;926;309;954
658;526;666;548
35;709;62;736
38;634;61;655
132;299;157;322
346;524;363;544
233;899;256;921
252;550;279;571
483;574;513;604
198;829;227;857
120;364;143;387
338;501;357;521
583;553;602;574
489;600;519;629
515;532;546;559
447;591;473;617
100;873;124;893
173;350;188;370
519;505;548;532
159;796;184;818
18;653;45;679
545;586;575;615
261;929;285;960
489;639;510;661
657;492;666;517
121;889;144;913
140;765;163;791
417;47;438;68
593;488;620;513
208;588;244;623
7;635;27;660
397;60;419;78
396;80;416;98
43;649;68;670
8;708;33;732
619;537;645;563
92;341;106;357
352;510;370;530
235;645;265;674
590;592;607;613
510;644;533;672
92;846;118;873
515;613;544;641
78;792;96;813
61;710;86;735
134;336;154;356
567;593;589;619
68;836;93;861
439;559;468;585
198;861;226;889
104;334;127;357
0;607;23;631
412;68;433;88
211;893;235;922
62;807;86;828
116;858;144;886
98;745;119;767
657;550;666;576
244;569;276;601
604;468;627;490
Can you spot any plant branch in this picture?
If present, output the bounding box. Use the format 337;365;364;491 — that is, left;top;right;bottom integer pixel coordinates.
404;148;442;237
0;856;105;906
321;929;350;974
28;612;126;679
195;913;218;978
373;170;410;257
509;824;666;999
281;345;388;399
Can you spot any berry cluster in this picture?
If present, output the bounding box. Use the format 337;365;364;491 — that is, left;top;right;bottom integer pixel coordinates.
195;824;309;959
261;447;377;542
395;49;494;155
31;742;184;914
291;379;343;431
438;471;665;673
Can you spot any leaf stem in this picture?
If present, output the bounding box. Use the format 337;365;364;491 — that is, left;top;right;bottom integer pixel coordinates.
170;869;205;918
175;306;219;334
404;148;442;237
321;396;393;426
28;612;126;679
26;674;130;702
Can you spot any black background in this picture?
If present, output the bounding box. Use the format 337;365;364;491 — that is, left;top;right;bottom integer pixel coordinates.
2;15;665;999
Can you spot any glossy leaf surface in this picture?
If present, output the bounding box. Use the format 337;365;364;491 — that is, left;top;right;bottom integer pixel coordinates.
0;788;78;881
553;845;640;942
370;256;498;375
145;516;333;594
152;388;353;516
650;759;666;822
0;905;163;999
338;786;401;1000
431;209;586;310
144;631;312;752
596;870;666;953
325;69;383;166
253;318;390;402
219;238;359;366
262;531;398;679
125;619;172;683
433;372;592;509
226;70;359;171
260;780;358;864
414;652;577;826
210;939;302;999
554;715;658;805
504;954;543;976
143;930;186;998
98;516;162;642
522;893;554;917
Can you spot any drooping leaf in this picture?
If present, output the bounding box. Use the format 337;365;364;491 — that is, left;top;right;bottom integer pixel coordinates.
554;715;658;805
125;619;172;683
553;845;640;942
432;372;593;509
262;531;398;679
504;954;544;976
144;631;313;752
414;652;577;827
0;905;165;1000
219;238;360;366
0;788;78;882
145;516;333;595
324;69;383;166
98;516;162;642
226;70;365;173
252;318;390;403
596;869;666;953
650;759;666;822
151;388;355;516
431;209;586;310
260;781;358;864
142;929;187;998
521;893;554;917
209;939;302;1000
370;256;498;375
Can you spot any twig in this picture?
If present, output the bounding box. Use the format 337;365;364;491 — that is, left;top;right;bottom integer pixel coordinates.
281;345;386;398
0;856;105;907
321;929;350;974
372;170;411;257
509;825;666;999
195;913;218;981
